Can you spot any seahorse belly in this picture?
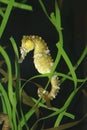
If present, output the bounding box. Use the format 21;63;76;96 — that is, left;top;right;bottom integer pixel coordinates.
34;52;53;74
30;35;53;74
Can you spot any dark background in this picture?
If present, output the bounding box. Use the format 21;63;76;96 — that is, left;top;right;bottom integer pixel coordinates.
0;0;87;129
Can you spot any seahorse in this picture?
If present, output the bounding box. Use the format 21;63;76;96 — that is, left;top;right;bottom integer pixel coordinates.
19;35;60;100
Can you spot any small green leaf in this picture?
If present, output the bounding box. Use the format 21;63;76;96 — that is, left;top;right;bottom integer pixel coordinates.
58;43;77;88
55;0;61;28
0;46;14;105
38;0;48;17
0;3;13;37
50;12;56;25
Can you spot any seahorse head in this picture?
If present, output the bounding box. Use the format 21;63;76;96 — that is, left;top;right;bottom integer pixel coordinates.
18;35;35;63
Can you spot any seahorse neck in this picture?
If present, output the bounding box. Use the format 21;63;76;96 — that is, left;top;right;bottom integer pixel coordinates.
33;38;48;54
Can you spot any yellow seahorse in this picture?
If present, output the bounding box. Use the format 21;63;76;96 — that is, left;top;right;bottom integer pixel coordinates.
19;35;60;100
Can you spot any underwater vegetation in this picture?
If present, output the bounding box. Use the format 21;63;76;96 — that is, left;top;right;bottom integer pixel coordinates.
0;0;87;130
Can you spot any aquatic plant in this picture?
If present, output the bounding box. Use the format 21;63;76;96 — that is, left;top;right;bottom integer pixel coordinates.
0;0;87;130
